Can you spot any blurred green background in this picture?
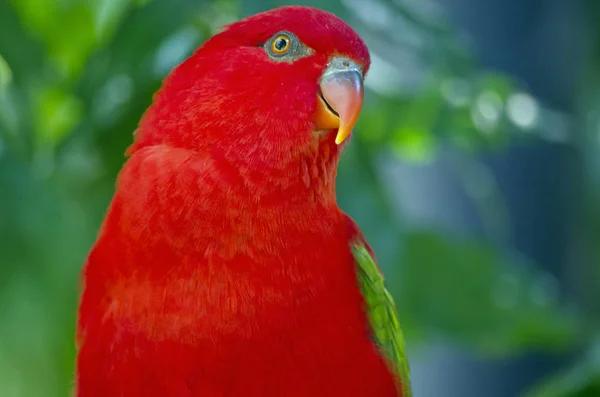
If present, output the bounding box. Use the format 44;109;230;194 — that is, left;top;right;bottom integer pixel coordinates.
1;0;599;396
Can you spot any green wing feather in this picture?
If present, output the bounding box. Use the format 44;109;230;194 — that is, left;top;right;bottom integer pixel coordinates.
352;243;412;397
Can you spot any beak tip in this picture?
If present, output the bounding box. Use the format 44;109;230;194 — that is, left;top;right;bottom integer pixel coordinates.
334;128;351;145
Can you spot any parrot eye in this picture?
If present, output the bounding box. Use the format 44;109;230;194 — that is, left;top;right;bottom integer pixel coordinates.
271;35;291;55
264;31;312;62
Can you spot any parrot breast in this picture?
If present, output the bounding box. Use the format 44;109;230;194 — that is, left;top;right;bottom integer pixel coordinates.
76;145;400;396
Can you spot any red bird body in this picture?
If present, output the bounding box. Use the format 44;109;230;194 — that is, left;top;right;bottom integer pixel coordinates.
76;6;406;397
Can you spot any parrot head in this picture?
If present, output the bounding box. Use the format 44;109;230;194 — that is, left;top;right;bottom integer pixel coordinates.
131;6;370;196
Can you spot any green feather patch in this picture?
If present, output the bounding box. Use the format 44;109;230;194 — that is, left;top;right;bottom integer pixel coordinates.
352;243;412;397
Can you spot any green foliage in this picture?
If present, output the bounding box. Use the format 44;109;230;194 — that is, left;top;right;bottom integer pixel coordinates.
390;84;441;164
524;339;600;397
0;54;11;88
35;87;83;147
395;231;581;355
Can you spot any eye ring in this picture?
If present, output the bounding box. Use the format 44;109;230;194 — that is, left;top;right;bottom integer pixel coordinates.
270;34;291;55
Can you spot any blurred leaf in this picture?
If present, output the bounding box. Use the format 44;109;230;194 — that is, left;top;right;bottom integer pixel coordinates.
10;0;95;78
477;72;515;99
48;4;97;78
390;84;442;163
338;140;404;269
92;0;153;44
469;72;515;145
9;0;152;79
357;99;389;145
34;87;83;147
395;230;581;355
524;339;600;397
0;153;90;397
0;54;11;88
391;125;437;163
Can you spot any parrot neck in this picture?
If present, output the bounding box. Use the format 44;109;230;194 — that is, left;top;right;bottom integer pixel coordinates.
215;135;342;208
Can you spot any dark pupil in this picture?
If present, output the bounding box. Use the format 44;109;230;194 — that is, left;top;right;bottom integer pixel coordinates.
274;37;288;51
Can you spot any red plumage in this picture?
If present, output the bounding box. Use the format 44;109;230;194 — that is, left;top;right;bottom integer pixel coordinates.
76;6;399;396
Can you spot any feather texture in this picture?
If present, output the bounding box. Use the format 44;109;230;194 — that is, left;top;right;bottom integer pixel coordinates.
352;243;412;397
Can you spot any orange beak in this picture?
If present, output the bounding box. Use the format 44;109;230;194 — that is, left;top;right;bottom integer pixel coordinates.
315;57;364;145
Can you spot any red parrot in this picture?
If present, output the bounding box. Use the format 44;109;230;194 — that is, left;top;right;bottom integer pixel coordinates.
76;5;411;397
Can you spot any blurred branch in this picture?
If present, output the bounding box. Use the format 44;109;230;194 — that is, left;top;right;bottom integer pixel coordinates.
523;338;600;397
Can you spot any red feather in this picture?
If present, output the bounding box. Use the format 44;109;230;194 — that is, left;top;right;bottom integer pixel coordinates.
76;6;398;396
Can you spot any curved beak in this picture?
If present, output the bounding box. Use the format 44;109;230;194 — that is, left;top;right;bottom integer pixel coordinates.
315;57;364;145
